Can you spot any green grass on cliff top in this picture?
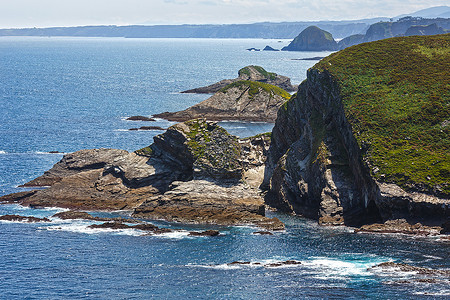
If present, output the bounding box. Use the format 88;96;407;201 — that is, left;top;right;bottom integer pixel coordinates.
220;80;291;100
315;34;450;196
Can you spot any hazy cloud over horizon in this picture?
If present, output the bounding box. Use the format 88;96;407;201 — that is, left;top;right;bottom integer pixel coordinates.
0;0;448;28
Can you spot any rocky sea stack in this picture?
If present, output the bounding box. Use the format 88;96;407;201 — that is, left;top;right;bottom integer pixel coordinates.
263;34;450;228
156;80;291;122
282;26;338;51
181;65;297;93
1;119;283;230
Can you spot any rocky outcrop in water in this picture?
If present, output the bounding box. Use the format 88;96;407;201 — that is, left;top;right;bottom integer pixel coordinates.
1;119;283;230
0;214;51;222
282;26;338;51
181;65;297;93
156;80;291;123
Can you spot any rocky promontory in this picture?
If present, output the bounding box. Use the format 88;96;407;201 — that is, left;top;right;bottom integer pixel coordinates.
262;34;449;230
181;65;297;93
155;80;291;122
282;26;338;51
1;119;283;230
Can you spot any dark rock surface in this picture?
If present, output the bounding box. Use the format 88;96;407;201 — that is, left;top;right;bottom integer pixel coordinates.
370;262;450;276
181;65;297;94
355;219;442;236
126;116;155;121
188;230;220;236
292;57;325;61
87;221;172;234
52;211;141;223
129;126;165;131
282;26;338;51
0;214;50;222
263;46;279;51
156;80;291;123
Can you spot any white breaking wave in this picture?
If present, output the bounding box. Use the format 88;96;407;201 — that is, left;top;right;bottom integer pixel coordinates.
302;257;385;278
0;150;6;154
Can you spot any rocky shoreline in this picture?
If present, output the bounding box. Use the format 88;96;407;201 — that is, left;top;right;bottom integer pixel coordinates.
1;119;283;231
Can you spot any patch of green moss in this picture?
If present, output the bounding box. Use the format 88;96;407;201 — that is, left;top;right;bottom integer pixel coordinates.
221;80;291;101
315;34;450;196
184;119;241;170
134;146;153;157
238;65;277;80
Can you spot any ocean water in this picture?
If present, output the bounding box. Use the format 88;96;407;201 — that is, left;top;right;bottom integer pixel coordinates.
0;37;448;299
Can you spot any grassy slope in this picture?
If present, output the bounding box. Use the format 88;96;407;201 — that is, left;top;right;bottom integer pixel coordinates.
220;80;291;100
315;34;450;196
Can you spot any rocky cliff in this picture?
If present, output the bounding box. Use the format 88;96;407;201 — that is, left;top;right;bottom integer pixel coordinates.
1;119;283;230
182;65;297;93
156;80;291;122
338;17;450;49
263;35;449;227
282;26;338;51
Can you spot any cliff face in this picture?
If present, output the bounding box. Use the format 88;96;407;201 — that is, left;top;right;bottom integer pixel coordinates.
264;35;449;227
262;73;381;226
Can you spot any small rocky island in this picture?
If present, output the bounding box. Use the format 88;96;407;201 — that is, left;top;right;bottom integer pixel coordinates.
282;26;338;51
181;65;297;93
155;80;291;122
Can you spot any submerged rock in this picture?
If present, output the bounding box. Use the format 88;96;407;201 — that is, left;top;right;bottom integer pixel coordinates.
181;65;297;93
355;219;442;236
129;126;165;131
0;214;50;222
156;80;291;123
188;230;220;236
126;116;155;121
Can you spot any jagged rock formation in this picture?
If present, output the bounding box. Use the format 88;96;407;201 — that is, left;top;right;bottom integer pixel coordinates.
282;26;338;51
156;80;291;122
181;65;297;93
1;119;283;230
263;35;449;228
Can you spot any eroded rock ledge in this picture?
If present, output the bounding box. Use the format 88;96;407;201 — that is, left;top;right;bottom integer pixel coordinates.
0;119;283;231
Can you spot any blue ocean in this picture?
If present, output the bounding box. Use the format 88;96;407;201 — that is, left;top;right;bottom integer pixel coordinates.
0;37;448;299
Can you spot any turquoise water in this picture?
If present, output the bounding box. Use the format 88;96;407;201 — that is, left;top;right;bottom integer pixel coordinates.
0;37;448;299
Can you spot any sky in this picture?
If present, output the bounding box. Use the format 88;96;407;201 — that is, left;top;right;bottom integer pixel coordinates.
0;0;448;28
